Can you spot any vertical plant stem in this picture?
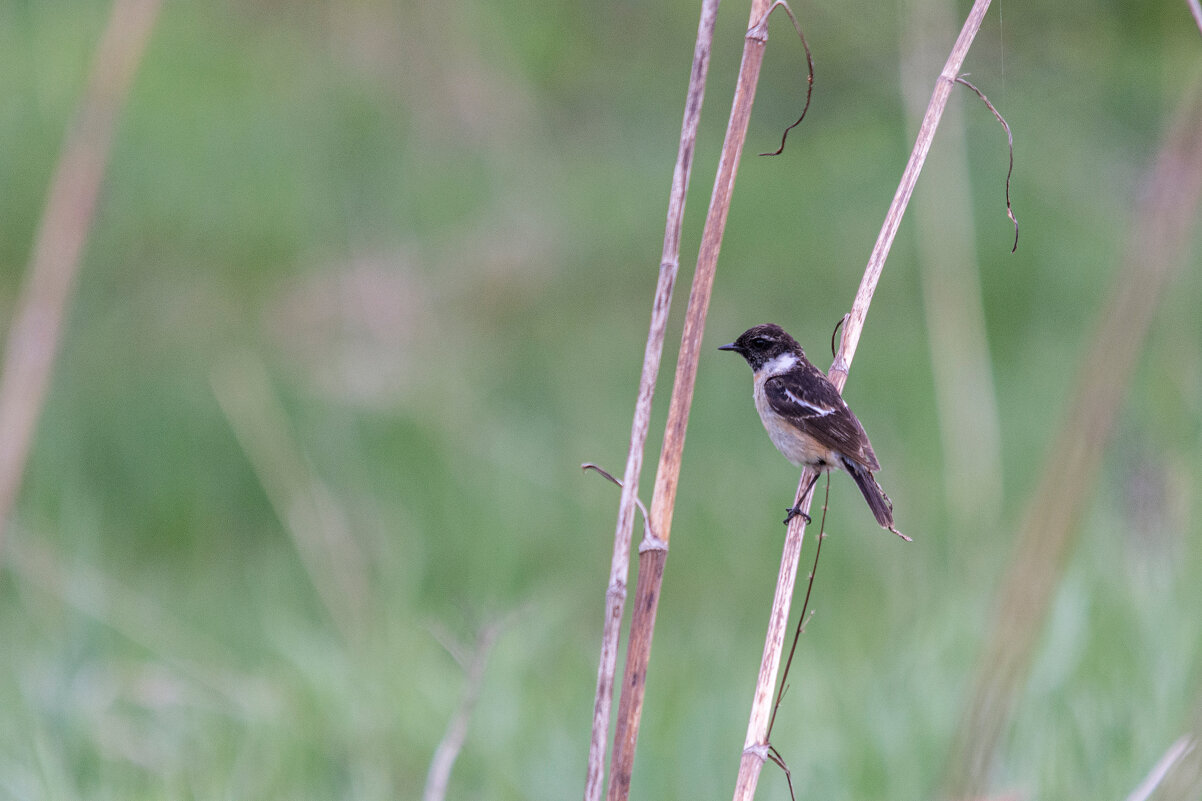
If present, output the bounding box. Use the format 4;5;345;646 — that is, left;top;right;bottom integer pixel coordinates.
423;621;505;801
733;1;994;798
584;2;720;800
899;0;1003;527
1125;736;1197;801
828;0;993;388
0;0;161;555
605;2;773;799
943;77;1202;800
212;354;371;644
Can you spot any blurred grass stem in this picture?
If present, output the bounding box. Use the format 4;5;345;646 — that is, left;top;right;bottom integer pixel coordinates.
424;620;505;801
212;354;371;644
0;0;161;557
736;0;996;798
1125;736;1196;801
899;0;1003;527
584;1;720;800
943;74;1202;800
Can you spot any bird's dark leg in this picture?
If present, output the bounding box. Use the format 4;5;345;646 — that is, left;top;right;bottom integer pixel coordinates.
784;470;822;525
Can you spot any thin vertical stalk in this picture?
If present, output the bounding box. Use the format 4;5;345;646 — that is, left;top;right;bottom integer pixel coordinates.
943;77;1202;800
423;621;506;801
900;0;1003;527
0;0;161;555
605;1;774;799
828;0;994;388
733;1;995;798
583;2;720;800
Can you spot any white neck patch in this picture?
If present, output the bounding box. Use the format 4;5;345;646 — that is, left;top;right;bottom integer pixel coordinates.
761;352;799;376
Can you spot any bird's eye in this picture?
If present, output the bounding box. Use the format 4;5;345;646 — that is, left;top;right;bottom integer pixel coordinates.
751;337;769;348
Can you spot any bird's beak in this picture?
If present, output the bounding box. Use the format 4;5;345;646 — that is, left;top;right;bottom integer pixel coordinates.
718;342;739;352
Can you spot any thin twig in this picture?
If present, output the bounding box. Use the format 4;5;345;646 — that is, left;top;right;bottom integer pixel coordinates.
585;1;720;798
765;474;829;742
423;619;508;801
756;477;827;801
829;315;847;359
212;354;371;644
1125;736;1196;801
943;76;1202;800
955;75;1019;252
734;2;997;798
898;0;1004;530
829;0;995;388
606;2;777;799
765;744;796;801
0;0;161;558
758;1;815;157
1188;0;1202;37
581;464;655;545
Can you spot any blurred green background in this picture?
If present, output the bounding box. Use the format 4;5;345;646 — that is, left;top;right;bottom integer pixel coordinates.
1;0;1200;798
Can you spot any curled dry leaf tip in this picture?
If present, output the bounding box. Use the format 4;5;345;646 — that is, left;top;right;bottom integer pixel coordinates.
757;0;815;157
582;462;654;543
830;314;848;359
956;75;1020;252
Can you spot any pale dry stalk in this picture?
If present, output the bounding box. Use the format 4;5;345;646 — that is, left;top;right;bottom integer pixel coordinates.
212;354;371;644
1125;736;1197;801
900;0;1004;527
733;1;996;798
604;1;776;799
423;620;506;801
0;0;161;556
583;2;720;800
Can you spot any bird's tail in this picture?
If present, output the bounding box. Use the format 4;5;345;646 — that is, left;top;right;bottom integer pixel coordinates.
841;456;895;529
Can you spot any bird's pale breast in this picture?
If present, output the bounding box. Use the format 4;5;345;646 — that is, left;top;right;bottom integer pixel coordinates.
752;373;837;468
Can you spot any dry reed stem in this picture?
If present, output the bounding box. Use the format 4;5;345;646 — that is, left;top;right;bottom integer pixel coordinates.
1126;736;1197;801
899;0;1003;527
1153;720;1202;801
829;0;994;388
605;2;775;799
734;1;996;798
1190;0;1202;35
0;0;161;557
212;354;371;644
943;77;1202;800
584;2;720;799
424;619;507;801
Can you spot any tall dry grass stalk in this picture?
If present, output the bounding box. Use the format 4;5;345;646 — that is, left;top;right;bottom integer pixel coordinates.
424;619;507;801
733;1;997;797
1125;736;1198;801
943;75;1202;800
900;0;1003;527
0;0;161;557
583;2;720;800
212;354;372;645
603;1;776;798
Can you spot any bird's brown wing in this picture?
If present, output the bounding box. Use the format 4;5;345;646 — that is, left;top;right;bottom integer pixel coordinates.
764;368;881;470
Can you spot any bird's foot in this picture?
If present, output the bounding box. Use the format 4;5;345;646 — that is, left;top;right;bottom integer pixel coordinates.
783;505;811;526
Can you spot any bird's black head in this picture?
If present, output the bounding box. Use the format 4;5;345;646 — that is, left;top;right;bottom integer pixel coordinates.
718;323;804;371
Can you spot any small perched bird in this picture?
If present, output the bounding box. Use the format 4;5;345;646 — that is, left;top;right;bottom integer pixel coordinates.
719;323;908;540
